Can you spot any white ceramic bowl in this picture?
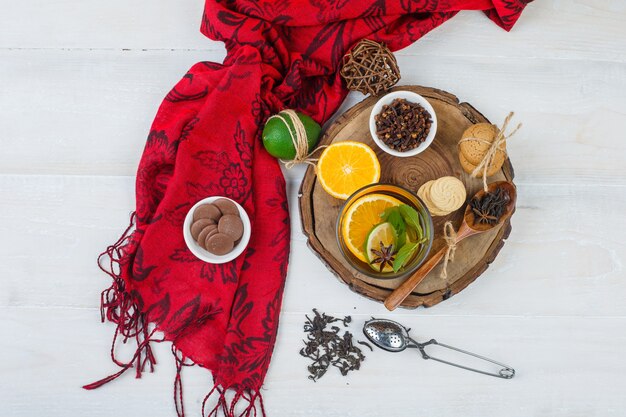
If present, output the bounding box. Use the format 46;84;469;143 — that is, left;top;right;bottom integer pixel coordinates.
183;196;251;264
369;90;438;157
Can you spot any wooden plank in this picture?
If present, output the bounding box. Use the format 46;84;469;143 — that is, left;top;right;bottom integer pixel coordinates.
1;174;625;318
1;2;625;416
0;48;219;176
1;306;625;416
0;0;212;50
0;1;625;64
1;49;625;184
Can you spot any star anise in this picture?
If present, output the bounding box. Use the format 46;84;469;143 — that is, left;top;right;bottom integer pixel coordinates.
369;241;397;272
471;205;498;224
470;188;510;225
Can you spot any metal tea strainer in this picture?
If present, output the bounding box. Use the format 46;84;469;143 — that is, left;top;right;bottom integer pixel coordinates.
363;318;515;379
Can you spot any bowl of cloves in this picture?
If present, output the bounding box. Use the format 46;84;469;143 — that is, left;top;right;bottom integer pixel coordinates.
369;90;437;157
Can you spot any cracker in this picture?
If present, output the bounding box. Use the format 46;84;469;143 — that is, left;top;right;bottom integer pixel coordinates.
430;176;466;213
418;180;451;217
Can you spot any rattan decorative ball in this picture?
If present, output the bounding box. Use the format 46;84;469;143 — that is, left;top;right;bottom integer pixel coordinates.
340;39;400;96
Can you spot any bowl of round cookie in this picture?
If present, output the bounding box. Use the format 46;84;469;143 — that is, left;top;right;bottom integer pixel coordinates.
183;196;251;264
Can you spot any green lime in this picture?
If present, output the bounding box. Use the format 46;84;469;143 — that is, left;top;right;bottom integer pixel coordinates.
365;222;397;273
262;111;321;160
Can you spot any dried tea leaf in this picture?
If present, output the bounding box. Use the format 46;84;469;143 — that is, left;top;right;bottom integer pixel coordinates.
300;309;367;382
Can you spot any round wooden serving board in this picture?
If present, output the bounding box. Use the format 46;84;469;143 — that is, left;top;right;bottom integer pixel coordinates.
298;85;515;309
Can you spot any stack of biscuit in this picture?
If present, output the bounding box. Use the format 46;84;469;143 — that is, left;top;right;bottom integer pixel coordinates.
458;123;506;176
417;176;467;217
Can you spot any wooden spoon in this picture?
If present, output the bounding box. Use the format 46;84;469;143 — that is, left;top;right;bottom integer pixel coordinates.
383;181;517;311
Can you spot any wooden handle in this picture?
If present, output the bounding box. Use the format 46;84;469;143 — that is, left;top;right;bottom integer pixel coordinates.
383;225;478;311
383;246;448;311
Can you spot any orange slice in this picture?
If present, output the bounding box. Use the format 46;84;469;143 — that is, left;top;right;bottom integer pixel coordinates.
317;141;381;200
341;193;402;262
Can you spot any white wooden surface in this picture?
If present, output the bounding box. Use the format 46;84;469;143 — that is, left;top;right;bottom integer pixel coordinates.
1;1;626;416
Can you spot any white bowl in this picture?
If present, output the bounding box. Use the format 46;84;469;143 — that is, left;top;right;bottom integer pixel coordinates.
183;196;251;264
369;90;438;157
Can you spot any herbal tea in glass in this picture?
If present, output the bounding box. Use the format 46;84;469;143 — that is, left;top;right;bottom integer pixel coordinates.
337;183;433;279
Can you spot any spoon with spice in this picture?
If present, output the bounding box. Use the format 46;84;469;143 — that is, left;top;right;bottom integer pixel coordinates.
383;181;517;311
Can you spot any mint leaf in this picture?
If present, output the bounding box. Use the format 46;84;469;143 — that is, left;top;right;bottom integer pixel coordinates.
399;204;423;239
393;242;419;273
397;232;406;249
386;210;406;247
380;206;397;220
406;225;418;242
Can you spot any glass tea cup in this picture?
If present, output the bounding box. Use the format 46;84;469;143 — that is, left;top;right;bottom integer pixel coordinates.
336;183;433;279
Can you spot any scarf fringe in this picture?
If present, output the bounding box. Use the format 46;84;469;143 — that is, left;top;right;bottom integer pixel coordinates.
173;347;197;417
85;213;264;417
84;213;160;390
174;350;265;417
202;384;266;417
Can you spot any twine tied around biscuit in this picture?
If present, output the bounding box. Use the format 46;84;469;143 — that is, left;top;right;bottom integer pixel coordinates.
267;109;326;170
459;112;522;192
440;221;458;280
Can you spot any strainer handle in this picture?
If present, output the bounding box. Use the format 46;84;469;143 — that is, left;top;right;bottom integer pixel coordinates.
416;339;515;379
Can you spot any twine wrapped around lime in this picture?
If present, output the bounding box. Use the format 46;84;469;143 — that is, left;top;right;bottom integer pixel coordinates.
262;110;322;168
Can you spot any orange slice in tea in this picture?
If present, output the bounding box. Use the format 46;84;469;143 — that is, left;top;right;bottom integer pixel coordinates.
317;141;381;200
341;193;402;262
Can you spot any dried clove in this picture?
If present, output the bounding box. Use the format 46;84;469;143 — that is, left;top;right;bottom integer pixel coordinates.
375;98;432;152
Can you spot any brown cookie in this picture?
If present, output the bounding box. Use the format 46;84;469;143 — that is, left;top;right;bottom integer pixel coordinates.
193;204;222;222
196;224;217;249
204;227;220;247
213;198;239;216
190;218;215;240
218;214;244;241
459;124;497;164
205;233;235;256
459;151;502;177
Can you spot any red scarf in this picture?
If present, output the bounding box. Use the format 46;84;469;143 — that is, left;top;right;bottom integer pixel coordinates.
85;1;529;415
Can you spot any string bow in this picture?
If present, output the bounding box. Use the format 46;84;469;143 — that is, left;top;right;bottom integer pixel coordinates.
440;221;458;280
460;112;522;192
